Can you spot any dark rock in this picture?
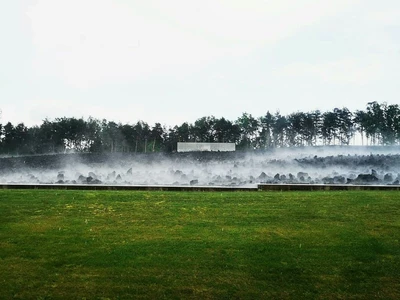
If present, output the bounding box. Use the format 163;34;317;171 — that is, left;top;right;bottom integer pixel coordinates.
214;175;223;183
322;177;334;184
280;174;287;181
258;172;268;181
174;170;183;176
355;174;379;183
116;174;122;181
107;171;116;180
88;172;97;179
88;179;102;184
274;173;280;180
77;175;86;183
297;172;309;179
190;179;199;185
28;174;38;181
127;168;133;175
384;173;393;182
333;176;346;184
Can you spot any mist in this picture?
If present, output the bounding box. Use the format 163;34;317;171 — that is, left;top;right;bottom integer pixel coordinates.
1;146;400;186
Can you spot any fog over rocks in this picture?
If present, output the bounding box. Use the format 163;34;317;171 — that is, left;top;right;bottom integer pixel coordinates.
1;146;399;186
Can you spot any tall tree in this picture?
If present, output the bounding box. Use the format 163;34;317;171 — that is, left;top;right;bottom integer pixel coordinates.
176;122;191;143
0;123;4;153
36;119;65;153
13;123;30;154
365;101;384;145
85;117;103;152
133;121;150;153
321;111;338;145
354;110;369;145
192;116;215;142
235;113;259;149
56;117;88;151
2;122;16;153
120;124;136;152
311;110;322;145
381;103;400;145
149;123;165;152
259;111;275;149
272;112;287;147
286;112;304;146
101;120;123;152
335;108;354;145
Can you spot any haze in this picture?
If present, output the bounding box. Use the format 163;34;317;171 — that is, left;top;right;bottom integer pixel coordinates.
1;147;399;186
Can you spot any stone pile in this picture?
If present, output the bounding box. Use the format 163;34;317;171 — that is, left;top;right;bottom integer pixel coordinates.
1;151;399;186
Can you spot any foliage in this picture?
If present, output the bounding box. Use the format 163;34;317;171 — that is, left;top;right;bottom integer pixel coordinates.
0;102;399;155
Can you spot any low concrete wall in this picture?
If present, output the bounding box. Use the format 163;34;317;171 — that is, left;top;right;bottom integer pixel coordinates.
177;143;235;152
0;184;256;192
258;184;400;191
1;183;400;191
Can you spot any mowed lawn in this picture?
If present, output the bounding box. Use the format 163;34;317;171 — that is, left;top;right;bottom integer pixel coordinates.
1;189;399;299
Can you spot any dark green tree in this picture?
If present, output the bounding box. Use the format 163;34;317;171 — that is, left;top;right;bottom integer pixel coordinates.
85;117;103;152
321;111;338;145
13;123;30;154
56;117;87;151
101;120;123;152
149;123;165;152
354;110;369;145
176;122;191;143
365;101;384;145
259;112;275;149
272;112;287;147
120;124;136;152
381;103;400;145
286;112;304;146
335;108;354;145
192;116;215;142
2;122;16;153
235;113;259;149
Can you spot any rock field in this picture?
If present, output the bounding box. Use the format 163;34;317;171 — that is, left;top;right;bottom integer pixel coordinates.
1;146;400;186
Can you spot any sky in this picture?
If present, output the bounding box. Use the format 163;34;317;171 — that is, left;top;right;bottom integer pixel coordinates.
1;0;399;128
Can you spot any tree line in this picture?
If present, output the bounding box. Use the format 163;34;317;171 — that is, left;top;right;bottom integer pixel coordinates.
0;101;399;155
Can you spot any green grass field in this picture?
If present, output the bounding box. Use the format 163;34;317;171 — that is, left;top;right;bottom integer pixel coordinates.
1;189;399;299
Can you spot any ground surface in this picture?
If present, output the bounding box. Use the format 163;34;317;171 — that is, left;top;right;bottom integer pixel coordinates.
1;189;399;299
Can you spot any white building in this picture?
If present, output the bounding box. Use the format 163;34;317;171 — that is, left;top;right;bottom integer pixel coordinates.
177;142;236;152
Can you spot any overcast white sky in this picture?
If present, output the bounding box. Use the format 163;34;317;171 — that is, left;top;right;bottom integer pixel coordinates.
1;0;399;128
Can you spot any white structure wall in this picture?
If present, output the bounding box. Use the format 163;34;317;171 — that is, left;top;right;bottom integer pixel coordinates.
177;142;236;152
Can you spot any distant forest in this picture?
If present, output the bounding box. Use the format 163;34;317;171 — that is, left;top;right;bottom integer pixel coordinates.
0;101;399;155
